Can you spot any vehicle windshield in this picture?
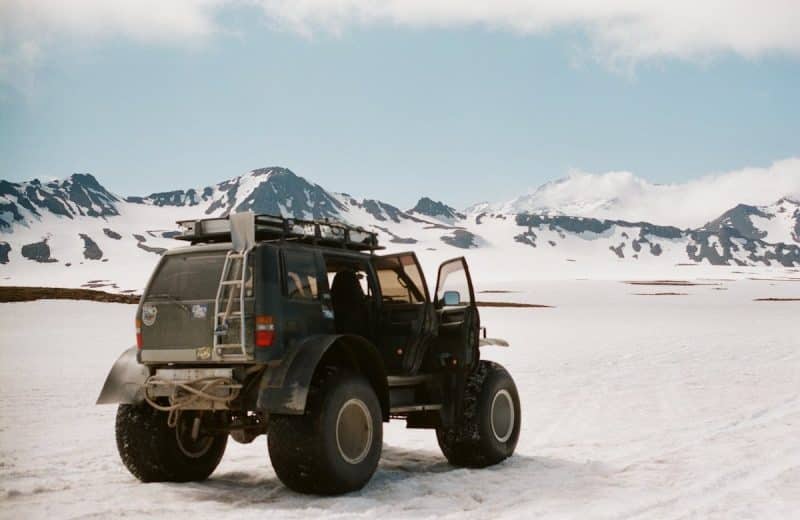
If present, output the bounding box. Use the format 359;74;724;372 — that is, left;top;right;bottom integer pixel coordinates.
147;252;227;301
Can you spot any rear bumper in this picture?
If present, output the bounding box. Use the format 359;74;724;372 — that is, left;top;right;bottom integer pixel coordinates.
147;367;239;410
139;347;255;364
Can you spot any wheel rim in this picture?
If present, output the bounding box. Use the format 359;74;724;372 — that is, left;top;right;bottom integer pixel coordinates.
335;398;373;465
490;389;515;443
175;412;214;458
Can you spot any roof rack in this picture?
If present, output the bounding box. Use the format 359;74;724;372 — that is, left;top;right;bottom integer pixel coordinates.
175;213;383;252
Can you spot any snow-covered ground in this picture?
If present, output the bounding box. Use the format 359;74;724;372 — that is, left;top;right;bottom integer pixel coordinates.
1;278;798;519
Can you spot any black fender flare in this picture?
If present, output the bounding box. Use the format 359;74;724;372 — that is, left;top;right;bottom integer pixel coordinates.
95;346;150;405
257;334;390;420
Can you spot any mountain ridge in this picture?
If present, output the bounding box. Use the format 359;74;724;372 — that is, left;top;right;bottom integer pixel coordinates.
1;167;799;290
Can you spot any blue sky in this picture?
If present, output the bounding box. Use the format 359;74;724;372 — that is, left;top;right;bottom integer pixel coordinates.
2;2;799;209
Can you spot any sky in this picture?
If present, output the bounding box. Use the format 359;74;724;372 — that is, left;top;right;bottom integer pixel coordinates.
1;1;799;209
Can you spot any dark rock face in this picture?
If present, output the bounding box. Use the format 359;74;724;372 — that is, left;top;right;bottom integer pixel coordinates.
795;214;800;242
165;167;346;221
0;242;10;264
786;199;800;243
208;168;346;220
441;230;479;249
130;185;215;207
133;234;166;255
0;181;29;229
103;228;122;240
79;234;103;260
516;213;611;235
701;204;769;240
687;228;800;267
360;199;409;224
65;173;119;216
21;240;57;263
514;231;537;247
514;213;683;240
373;226;417;244
511;210;800;265
410;197;465;221
514;213;683;257
149;189;200;207
130;167;345;220
0;174;119;228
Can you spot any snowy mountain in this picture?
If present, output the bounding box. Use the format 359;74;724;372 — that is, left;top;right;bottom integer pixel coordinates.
1;167;799;292
408;197;465;224
0;173;120;229
701;198;800;245
494;159;800;228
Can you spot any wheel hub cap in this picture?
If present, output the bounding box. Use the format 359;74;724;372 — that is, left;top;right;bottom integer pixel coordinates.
490;389;515;443
336;398;373;464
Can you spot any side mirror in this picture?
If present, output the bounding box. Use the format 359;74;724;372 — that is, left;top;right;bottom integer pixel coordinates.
442;290;461;306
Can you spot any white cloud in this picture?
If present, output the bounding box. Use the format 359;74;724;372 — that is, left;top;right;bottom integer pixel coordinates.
252;1;800;61
0;0;223;43
0;0;225;90
499;158;800;227
1;1;799;88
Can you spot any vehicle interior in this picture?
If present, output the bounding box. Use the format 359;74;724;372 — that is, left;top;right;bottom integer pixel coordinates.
323;254;375;341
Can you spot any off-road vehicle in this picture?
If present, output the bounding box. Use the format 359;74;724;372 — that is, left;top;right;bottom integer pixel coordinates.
97;213;520;494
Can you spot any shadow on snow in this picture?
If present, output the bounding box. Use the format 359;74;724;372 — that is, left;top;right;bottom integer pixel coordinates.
168;444;612;512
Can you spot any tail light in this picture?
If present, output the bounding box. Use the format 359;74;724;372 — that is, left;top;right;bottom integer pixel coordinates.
255;315;275;347
135;319;143;349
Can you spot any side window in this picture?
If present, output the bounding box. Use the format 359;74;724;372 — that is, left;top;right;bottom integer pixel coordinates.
374;254;427;304
283;250;319;300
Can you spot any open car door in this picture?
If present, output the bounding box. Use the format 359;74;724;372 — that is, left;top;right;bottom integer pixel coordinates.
372;252;436;375
434;257;480;372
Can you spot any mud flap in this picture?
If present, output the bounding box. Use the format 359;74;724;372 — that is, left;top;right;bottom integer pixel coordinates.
96;347;150;405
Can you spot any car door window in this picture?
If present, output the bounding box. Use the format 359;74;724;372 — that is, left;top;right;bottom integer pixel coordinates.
373;254;427;304
283;250;319;300
435;258;474;306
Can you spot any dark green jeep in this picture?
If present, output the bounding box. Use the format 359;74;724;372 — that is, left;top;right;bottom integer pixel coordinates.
98;213;520;494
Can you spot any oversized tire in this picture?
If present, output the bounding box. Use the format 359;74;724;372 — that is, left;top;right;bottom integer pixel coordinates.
116;403;228;482
436;360;521;468
268;370;383;495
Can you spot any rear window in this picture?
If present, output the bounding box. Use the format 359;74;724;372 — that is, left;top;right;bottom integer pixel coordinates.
147;253;227;301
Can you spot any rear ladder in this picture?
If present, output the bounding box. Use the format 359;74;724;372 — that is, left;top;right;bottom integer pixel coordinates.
213;249;250;361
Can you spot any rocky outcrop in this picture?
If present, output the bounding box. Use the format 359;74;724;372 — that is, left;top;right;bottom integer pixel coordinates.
410;197;465;221
133;234;166;255
0;174;119;228
441;230;479;249
79;234;103;260
21;240;57;263
0;242;10;264
103;228;122;240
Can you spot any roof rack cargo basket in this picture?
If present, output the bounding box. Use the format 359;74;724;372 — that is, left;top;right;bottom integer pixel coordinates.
175;213;383;251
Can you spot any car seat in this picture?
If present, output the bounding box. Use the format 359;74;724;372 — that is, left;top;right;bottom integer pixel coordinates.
330;269;369;337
